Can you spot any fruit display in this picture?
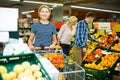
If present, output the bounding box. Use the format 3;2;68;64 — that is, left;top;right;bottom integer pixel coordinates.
82;31;120;79
84;48;102;63
84;53;120;70
98;32;117;49
111;43;120;51
69;38;98;63
91;33;102;40
111;38;120;51
69;47;75;62
112;24;120;32
83;40;98;62
43;53;65;69
0;61;44;80
99;53;120;67
84;62;107;70
86;40;98;53
84;53;95;63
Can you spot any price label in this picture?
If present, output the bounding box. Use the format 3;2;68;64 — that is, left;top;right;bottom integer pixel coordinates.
98;22;111;30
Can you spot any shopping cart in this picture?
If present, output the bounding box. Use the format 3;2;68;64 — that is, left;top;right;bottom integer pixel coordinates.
58;54;85;80
34;46;63;56
34;46;85;80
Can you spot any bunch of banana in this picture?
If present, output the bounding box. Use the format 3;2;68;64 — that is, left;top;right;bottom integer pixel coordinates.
86;40;97;53
91;33;102;40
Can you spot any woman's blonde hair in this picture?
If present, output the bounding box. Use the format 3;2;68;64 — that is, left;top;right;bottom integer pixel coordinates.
38;5;51;16
69;16;78;22
66;16;78;24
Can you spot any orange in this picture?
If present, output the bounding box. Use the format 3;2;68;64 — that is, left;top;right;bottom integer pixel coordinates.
54;64;59;68
58;54;64;59
52;54;57;59
59;60;64;64
48;56;53;61
52;59;57;64
44;54;49;58
59;64;64;69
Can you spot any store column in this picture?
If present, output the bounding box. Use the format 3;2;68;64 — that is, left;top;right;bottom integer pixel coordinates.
63;5;71;20
52;6;63;22
14;4;22;18
52;5;71;21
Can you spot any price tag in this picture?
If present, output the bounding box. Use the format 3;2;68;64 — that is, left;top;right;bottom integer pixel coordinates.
98;22;111;30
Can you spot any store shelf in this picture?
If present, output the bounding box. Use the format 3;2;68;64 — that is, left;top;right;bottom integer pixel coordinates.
18;18;39;43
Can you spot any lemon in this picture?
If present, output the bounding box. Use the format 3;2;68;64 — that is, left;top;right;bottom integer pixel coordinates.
24;69;33;76
0;65;7;74
29;76;36;80
37;77;44;80
14;64;24;74
2;73;12;80
33;71;42;78
13;78;19;80
9;71;17;79
30;64;40;72
18;73;26;80
21;61;31;70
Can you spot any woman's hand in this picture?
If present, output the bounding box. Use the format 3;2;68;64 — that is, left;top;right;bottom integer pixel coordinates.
49;44;55;49
29;46;35;51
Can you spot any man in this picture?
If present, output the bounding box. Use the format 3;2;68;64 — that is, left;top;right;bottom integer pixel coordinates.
73;12;98;65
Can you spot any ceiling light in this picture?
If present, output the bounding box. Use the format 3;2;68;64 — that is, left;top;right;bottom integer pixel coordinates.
86;7;100;11
10;0;20;1
25;1;63;6
100;9;113;13
24;1;48;5
71;5;120;14
22;10;34;14
10;0;63;6
52;4;58;8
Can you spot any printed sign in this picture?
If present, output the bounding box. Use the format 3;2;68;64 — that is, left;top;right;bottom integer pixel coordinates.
98;22;111;30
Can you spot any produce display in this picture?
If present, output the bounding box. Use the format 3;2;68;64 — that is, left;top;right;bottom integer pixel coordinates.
69;40;98;63
84;48;102;63
69;48;75;62
99;53;120;67
86;40;98;53
82;31;120;80
84;62;107;70
84;53;120;70
0;61;44;80
98;32;117;49
111;38;120;51
91;32;102;40
43;53;64;69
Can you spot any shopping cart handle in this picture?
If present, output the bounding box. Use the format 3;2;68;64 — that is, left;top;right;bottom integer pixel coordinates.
35;45;62;50
35;46;50;50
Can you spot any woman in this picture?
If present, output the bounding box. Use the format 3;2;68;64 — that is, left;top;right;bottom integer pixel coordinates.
28;5;57;51
57;16;78;56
